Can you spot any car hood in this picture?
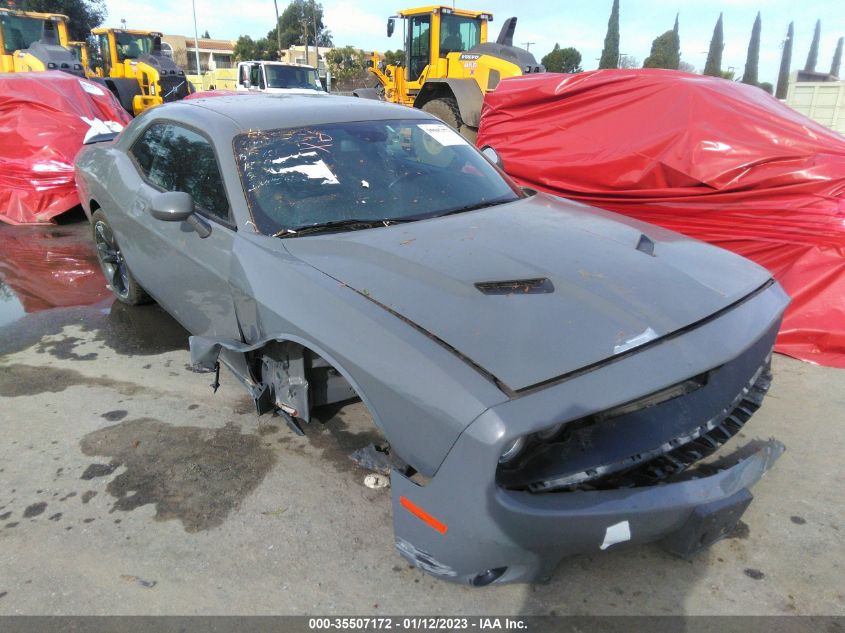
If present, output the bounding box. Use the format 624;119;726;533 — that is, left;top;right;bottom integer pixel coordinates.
284;193;771;392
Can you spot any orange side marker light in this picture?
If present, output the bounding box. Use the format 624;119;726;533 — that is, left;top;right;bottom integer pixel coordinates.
399;496;448;534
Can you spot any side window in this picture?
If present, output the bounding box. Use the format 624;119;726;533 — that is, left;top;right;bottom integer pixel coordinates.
164;125;230;222
130;123;230;223
129;123;168;178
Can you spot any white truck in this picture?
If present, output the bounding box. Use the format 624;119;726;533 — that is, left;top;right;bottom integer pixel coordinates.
236;60;325;94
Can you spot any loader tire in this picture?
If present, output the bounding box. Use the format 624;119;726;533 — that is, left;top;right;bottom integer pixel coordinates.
420;97;462;131
420;97;477;142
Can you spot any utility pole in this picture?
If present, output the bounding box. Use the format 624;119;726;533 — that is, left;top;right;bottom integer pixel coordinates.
522;41;535;51
302;18;309;67
191;0;202;75
273;0;282;58
312;10;319;68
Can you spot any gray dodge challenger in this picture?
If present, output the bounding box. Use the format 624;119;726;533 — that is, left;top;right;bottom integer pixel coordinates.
74;93;789;585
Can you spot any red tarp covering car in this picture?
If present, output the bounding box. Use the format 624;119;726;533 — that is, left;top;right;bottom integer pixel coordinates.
477;70;845;368
0;71;132;225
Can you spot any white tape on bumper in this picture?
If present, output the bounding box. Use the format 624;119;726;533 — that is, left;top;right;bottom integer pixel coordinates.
600;520;631;550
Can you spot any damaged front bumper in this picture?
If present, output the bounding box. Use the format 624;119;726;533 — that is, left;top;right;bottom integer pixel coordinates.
391;439;783;584
389;282;789;585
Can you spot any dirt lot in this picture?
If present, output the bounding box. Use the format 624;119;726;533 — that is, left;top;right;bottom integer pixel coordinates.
0;218;843;615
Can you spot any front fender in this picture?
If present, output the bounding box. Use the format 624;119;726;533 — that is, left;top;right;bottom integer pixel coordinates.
221;232;509;476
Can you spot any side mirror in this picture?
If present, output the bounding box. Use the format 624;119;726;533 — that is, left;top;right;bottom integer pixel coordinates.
150;191;194;221
150;191;211;238
480;145;503;169
387;18;395;37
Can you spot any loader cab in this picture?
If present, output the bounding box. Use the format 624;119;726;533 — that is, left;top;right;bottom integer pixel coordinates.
396;6;489;84
0;9;80;75
94;28;157;77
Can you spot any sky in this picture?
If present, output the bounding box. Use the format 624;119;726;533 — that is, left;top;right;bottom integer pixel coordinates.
103;0;845;86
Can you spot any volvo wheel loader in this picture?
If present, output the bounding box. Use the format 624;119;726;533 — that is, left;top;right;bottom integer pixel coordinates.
358;5;543;140
0;8;84;76
91;27;191;116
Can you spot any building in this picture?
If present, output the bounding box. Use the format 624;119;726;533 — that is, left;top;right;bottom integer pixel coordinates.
161;34;236;74
279;44;331;75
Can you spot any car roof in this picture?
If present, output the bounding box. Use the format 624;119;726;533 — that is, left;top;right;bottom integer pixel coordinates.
165;94;432;132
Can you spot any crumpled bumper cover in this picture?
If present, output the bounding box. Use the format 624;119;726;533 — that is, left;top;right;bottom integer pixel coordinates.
391;439;783;585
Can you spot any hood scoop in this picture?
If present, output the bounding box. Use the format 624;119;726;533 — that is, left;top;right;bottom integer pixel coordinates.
475;278;554;295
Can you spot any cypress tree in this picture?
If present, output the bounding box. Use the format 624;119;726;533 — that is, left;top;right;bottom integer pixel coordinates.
672;13;681;65
831;37;843;77
804;19;821;72
776;22;794;99
703;13;724;77
598;0;620;69
742;12;762;85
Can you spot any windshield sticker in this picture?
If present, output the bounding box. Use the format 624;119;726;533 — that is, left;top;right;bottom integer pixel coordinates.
268;152;339;184
418;123;464;147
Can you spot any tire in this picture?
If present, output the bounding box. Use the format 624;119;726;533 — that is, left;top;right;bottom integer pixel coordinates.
419;97;478;142
420;97;462;131
91;210;152;306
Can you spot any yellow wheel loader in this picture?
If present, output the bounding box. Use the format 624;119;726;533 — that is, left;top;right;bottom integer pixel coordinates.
91;27;191;115
357;5;543;139
0;8;84;76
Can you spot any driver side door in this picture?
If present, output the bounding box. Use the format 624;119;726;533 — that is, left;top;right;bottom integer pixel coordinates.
123;121;241;338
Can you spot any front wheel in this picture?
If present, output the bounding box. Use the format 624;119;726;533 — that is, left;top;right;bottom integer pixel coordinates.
92;210;151;306
419;97;478;143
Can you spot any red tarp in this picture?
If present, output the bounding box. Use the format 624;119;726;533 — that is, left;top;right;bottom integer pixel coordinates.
477;70;845;368
0;71;132;225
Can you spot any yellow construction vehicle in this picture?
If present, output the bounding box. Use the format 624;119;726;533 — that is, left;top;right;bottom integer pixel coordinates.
0;8;84;76
359;5;543;139
68;40;90;74
91;27;191;115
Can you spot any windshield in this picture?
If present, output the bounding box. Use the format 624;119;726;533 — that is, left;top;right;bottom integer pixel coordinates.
264;65;322;90
114;31;154;60
439;15;482;55
1;14;46;54
234;119;521;236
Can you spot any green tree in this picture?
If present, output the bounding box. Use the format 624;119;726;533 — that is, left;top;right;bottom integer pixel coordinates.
703;13;724;77
831;37;843;77
678;60;695;73
202;30;210;39
598;0;620;69
541;43;583;73
643;30;680;69
268;0;332;50
3;0;106;40
776;22;794;98
758;82;773;94
233;34;278;62
804;19;820;72
741;12;761;85
383;49;404;65
325;45;367;85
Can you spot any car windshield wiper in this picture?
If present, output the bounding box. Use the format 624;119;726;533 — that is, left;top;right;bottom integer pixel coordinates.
274;218;407;238
433;197;516;218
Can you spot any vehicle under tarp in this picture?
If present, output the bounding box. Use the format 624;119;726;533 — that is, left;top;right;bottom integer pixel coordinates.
0;71;131;225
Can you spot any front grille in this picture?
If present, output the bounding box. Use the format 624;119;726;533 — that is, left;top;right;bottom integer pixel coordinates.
497;356;773;493
558;366;772;490
159;75;190;102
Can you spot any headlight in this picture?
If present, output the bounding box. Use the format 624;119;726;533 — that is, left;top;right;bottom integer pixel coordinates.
498;436;526;465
